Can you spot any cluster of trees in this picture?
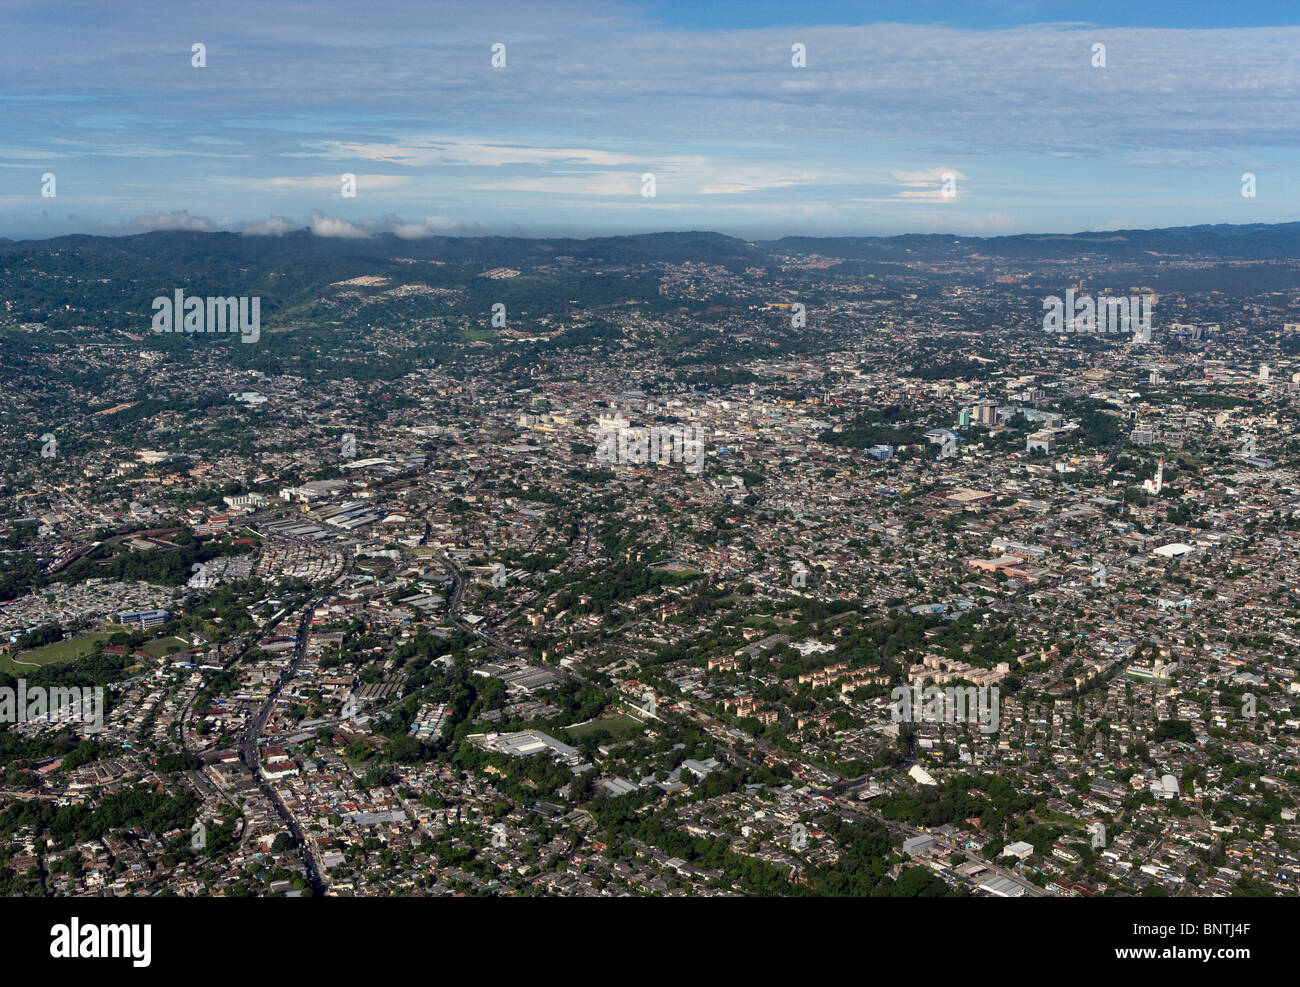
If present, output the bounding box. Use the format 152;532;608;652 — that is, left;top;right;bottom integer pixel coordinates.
818;412;929;450
584;769;961;896
879;772;1041;836
0;785;197;847
14;622;63;650
1;530;260;602
1;652;131;693
58;537;252;589
155;752;202;773
0;733;106;788
551;563;698;616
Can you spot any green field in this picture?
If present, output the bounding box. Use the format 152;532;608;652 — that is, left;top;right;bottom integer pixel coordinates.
0;630;117;675
140;636;190;659
566;713;644;742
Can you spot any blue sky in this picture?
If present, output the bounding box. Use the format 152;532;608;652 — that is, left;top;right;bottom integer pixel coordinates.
3;0;1300;240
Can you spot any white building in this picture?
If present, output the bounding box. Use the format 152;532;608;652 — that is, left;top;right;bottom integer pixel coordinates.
1142;458;1164;495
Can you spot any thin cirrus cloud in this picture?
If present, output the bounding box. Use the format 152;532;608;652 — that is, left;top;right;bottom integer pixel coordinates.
301;137;640;169
259;174;411;193
2;2;1300;238
890;168;969;201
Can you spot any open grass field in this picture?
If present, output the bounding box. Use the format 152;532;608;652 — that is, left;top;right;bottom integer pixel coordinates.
566;712;644;742
0;630;118;676
140;636;190;659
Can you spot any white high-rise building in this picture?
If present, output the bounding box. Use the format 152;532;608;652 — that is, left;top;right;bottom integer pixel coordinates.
1143;458;1164;495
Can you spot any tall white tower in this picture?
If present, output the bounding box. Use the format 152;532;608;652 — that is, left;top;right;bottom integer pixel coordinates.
1143;458;1164;495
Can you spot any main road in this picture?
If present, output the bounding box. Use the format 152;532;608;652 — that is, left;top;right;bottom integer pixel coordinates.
436;550;527;658
238;595;330;896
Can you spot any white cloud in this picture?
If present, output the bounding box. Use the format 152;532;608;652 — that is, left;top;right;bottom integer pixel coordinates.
228;212;481;238
892;168;969;187
309;210;370;238
466;160;815;198
421;216;460;231
303;137;640;169
392;223;432;238
240;217;299;236
9;11;1300;236
131;209;216;232
260;174;410;192
0;147;70;161
465;172;644;196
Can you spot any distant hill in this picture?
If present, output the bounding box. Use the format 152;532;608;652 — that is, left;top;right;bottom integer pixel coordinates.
765;222;1300;261
5;222;1300;336
8;220;1300;275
